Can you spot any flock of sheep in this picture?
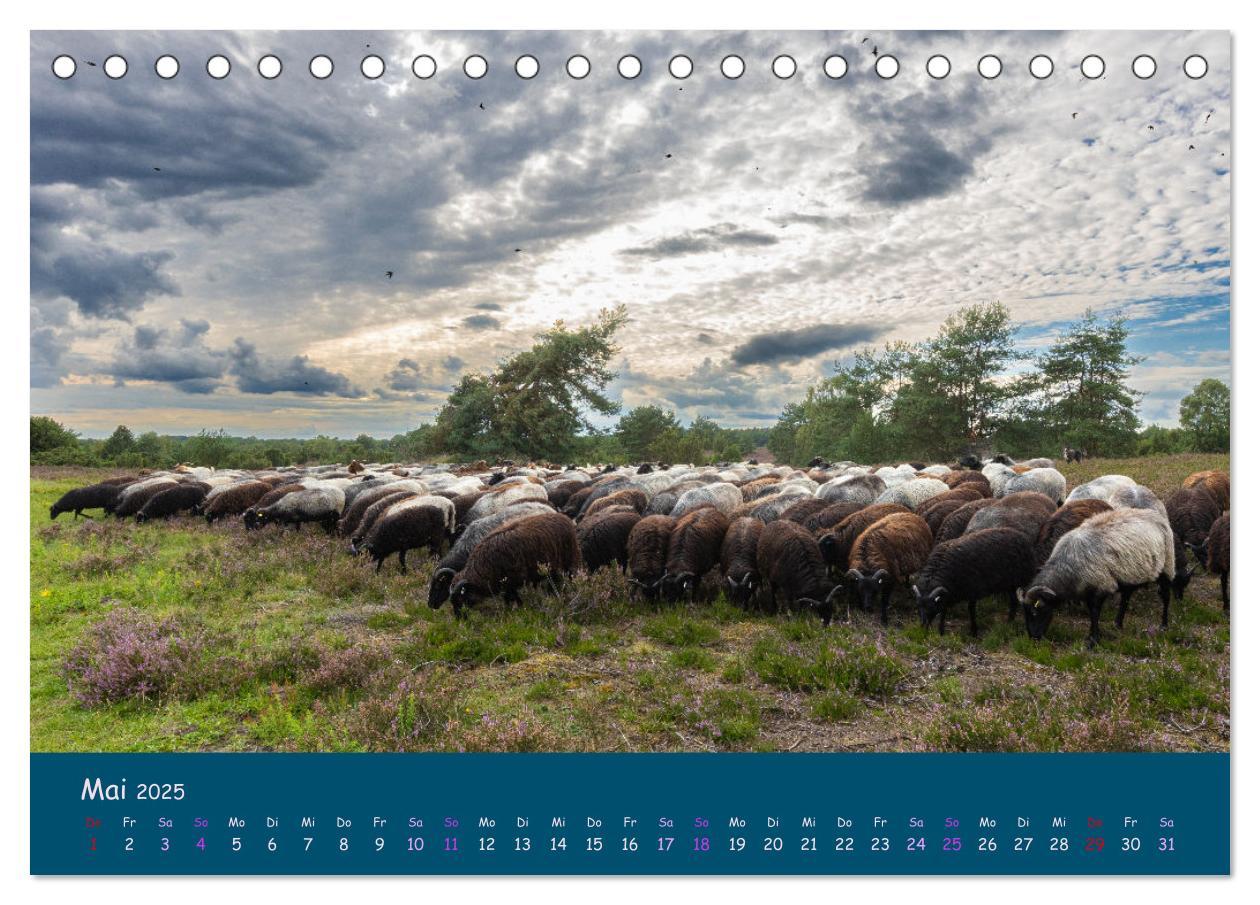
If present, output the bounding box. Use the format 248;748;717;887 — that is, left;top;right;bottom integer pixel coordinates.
48;454;1230;647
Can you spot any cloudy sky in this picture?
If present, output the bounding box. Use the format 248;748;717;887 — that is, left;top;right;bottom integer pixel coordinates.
30;30;1230;438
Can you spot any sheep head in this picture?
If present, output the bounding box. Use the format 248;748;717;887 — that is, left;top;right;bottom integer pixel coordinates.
1021;585;1059;639
428;567;457;608
913;585;949;627
846;567;889;612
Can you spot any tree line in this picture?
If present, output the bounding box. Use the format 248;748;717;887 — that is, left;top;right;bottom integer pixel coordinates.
31;302;1227;469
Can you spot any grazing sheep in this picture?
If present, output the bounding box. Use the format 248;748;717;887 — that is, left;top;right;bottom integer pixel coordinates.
465;481;549;523
561;485;595;518
802;501;865;534
244;486;345;534
733;487;815;523
545;478;588;509
1020;457;1055;470
1035;499;1112;567
136;482;210;522
669;482;743;518
112;478;180;518
720;517;764;607
875;477;950;510
964;491;1057;543
1000;467;1067;505
49;482;125;519
956;454;983;471
1063;447;1086;463
662;507;731;602
779;497;831;525
756;520;845;624
447;512;581;614
913;528;1037;636
360;503;448;573
943;470;993;494
584;487;648;520
817;503;912;572
1206;512;1230;610
846;512;934;624
577;507;641;573
1023;507;1176;646
935;498;999;543
1183;470;1230;511
203;480;275;523
917;495;979;539
427;501;556;608
1165;486;1222;572
347;491;417;548
250;483;306;508
815;473;886;506
739;475;782;501
982;463;1018;497
338;482;425;537
1066;474;1137;504
916;485;985;517
626;514;677;598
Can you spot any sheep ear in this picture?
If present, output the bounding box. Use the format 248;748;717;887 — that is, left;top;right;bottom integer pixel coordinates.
845;568;863;581
797;597;821;611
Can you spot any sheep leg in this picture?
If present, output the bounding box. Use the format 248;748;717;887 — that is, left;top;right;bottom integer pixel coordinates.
1114;585;1135;629
1007;590;1018;621
1085;591;1104;648
937;611;946;636
879;584;893;626
374;556;384;574
1157;576;1171;628
968;599;979;637
1222;572;1230;611
398;550;408;575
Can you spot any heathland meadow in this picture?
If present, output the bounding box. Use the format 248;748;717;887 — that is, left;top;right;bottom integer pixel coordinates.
31;454;1229;754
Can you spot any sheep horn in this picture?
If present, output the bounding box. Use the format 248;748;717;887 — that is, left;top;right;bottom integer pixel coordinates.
845;568;863;581
824;584;845;603
929;587;947;603
872;569;889;582
911;586;922;599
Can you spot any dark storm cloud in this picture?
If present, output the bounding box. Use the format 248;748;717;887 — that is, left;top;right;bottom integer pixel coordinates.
621;223;780;259
462;314;501;331
730;323;886;367
861;133;978;206
228;339;362;398
472;302;504;311
30;326;68;388
111;319;226;394
32;244;180;320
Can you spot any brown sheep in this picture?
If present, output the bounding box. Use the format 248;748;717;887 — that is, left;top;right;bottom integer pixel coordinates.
802;501;865;535
202;480;273;523
546;479;588;509
1165;485;1222;575
577;507;641;573
1035;499;1112;567
562;486;595;518
916;484;985;515
448;512;580;615
583;487;648;521
846;512;934;624
339;484;417;537
943;470;993;494
348;491;417;551
779;497;831;525
963;492;1056;543
935;498;999;543
662;506;730;601
626;514;676;598
817;503;911;572
1183;470;1229;511
720;517;764;607
739;475;781;501
1206;511;1230;610
756;520;845;624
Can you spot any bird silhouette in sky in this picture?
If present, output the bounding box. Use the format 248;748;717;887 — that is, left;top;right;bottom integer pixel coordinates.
385;271;393;279
514;248;522;253
861;37;869;44
1189;144;1196;151
1072;112;1078;119
1148;124;1155;131
1206;109;1213;122
85;60;97;67
871;46;878;55
153;167;161;171
478;102;485;110
665;153;673;159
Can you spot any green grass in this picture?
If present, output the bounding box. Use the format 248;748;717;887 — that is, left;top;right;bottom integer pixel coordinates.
30;454;1231;753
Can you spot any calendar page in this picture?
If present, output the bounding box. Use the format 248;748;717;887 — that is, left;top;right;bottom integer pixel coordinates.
28;28;1230;876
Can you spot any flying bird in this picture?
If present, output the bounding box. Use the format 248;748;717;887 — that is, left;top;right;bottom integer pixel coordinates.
1189;144;1196;151
478;102;485;110
514;248;522;253
385;271;393;279
152;167;161;171
1148;124;1154;130
1206;109;1214;122
861;37;869;44
85;60;97;67
1072;112;1078;119
871;46;878;55
665;153;673;159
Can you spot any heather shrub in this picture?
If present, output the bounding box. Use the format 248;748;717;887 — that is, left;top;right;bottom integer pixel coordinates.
61;607;204;707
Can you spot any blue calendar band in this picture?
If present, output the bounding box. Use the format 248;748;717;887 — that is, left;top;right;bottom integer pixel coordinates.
31;752;1229;875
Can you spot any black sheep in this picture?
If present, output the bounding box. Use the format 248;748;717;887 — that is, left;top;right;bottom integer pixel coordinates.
720;516;763;607
1206;511;1229;611
203;480;273;523
112;480;179;519
662;506;730;601
360;503;448;574
448;512;580;615
577;507;641;573
49;482;124;520
913;527;1038;635
817;503;910;572
756;520;844;623
1165;486;1222;570
626;514;676;598
779;497;831;526
347;491;416;550
935;498;999;543
136;482;210;522
802;501;865;534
